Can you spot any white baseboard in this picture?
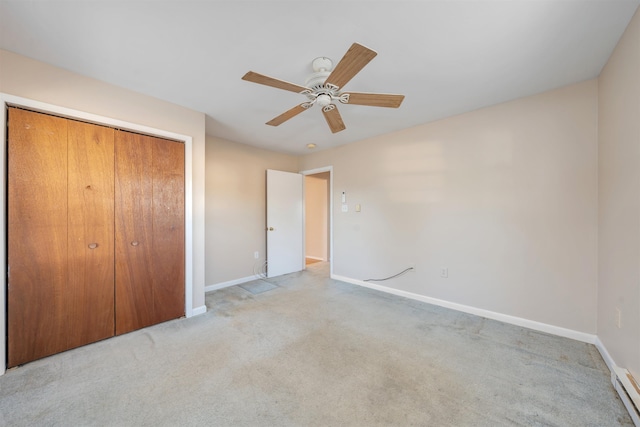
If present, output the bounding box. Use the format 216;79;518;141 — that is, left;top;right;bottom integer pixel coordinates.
332;274;597;344
595;337;616;371
191;305;207;317
205;275;255;293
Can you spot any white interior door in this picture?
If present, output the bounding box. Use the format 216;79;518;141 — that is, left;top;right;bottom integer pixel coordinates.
266;169;303;278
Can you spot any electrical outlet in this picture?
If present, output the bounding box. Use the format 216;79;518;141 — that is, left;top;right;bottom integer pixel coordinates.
616;307;622;328
441;268;448;278
254;251;259;259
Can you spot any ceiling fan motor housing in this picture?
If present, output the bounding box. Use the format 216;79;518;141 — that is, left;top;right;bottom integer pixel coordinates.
304;59;345;105
305;70;332;90
305;56;342;103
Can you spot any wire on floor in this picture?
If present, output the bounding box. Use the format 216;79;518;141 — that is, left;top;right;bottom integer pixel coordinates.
253;260;268;279
253;260;280;286
364;267;414;282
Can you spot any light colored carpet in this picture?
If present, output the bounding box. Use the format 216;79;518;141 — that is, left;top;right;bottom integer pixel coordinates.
0;262;633;426
238;280;278;295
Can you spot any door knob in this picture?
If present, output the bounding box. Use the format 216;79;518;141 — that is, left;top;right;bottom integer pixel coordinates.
268;227;274;231
131;241;139;246
88;243;98;249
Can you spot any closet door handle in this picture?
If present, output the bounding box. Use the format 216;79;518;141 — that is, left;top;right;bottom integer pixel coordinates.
131;241;139;246
88;243;98;249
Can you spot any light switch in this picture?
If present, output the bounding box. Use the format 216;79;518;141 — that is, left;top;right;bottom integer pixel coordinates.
341;204;348;212
355;204;361;212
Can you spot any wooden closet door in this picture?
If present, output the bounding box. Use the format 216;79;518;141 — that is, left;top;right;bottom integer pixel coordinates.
8;109;116;367
115;131;185;334
67;120;115;347
7;108;69;367
151;136;185;324
115;131;155;334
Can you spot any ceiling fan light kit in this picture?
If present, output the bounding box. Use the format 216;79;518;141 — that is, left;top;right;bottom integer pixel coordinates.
315;94;332;107
242;42;405;134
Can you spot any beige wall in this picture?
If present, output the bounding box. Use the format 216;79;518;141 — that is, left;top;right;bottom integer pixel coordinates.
0;49;207;311
305;174;329;260
299;80;599;334
598;8;640;378
205;136;298;285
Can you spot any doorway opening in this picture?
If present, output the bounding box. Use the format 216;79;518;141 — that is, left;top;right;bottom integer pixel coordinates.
302;167;332;276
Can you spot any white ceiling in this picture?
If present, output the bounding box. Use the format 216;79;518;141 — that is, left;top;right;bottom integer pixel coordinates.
1;1;638;155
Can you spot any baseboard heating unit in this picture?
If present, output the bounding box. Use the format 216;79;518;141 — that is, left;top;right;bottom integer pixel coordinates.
612;366;640;426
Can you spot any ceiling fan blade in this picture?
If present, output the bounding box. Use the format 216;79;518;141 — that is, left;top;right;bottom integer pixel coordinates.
325;43;377;90
242;71;309;94
322;105;346;133
266;103;310;126
344;92;405;108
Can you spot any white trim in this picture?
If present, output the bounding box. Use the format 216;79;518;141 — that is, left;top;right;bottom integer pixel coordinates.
191;305;207;317
614;366;640;410
595;337;616;372
301;173;307;272
300;166;333;276
0;93;196;376
205;275;256;293
300;166;333;176
596;338;640;426
613;366;640;426
613;374;640;426
332;274;597;344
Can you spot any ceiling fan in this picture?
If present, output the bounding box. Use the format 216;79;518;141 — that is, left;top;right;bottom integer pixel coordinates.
242;42;405;134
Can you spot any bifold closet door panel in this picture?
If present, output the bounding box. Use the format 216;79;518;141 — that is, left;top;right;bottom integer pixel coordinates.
7;109;117;367
7;109;69;367
115;131;155;334
67;120;116;347
151;137;185;324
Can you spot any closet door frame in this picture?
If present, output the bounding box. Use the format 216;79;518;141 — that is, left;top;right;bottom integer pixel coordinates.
0;94;195;375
